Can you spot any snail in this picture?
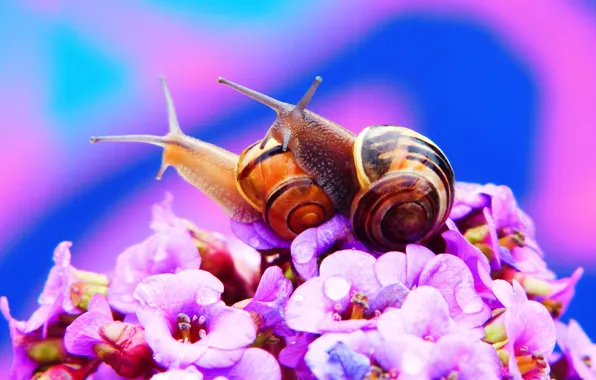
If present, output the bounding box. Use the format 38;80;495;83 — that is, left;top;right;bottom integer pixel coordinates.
217;77;455;251
90;77;334;241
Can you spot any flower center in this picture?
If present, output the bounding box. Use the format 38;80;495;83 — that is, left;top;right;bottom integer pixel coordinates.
499;228;525;249
541;299;563;319
364;366;397;380
349;291;369;320
175;313;206;343
516;346;548;375
441;371;459;380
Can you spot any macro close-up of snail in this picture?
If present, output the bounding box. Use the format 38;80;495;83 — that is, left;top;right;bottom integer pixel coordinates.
91;76;456;253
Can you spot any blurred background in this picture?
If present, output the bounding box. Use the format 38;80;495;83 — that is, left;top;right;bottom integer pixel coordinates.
1;0;595;373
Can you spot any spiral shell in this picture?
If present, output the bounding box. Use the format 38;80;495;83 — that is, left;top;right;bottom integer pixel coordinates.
236;139;335;240
350;125;455;251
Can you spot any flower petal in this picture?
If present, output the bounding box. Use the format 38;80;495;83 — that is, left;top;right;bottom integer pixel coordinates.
320;250;380;298
285;278;337;334
291;215;353;279
201;348;281;380
134;270;224;319
305;331;372;380
374;251;407;287
405;245;436;289
419;255;490;328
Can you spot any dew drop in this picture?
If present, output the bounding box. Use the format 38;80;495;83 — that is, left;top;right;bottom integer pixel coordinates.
438;261;448;272
294;294;304;302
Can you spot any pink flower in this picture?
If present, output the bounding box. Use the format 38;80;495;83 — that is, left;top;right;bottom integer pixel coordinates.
134;270;257;370
64;294;153;378
108;195;201;315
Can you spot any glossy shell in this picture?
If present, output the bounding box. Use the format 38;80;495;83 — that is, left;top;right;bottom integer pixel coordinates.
236;139;335;240
351;125;455;251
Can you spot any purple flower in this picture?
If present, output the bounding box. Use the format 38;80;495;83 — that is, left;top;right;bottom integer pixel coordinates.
0;297;57;380
230;219;292;251
304;330;373;380
504;267;583;319
376;286;484;343
243;266;294;337
555;319;596;380
286;247;489;335
0;242;109;380
425;335;501;380
108;196;201;315
151;366;204;379
200;347;282;380
442;228;495;303
285;249;391;334
290;214;364;279
17;242;109;336
451;183;530;235
372;287;492;379
134;269;257;370
278;333;318;379
64;294;153;378
492;280;556;379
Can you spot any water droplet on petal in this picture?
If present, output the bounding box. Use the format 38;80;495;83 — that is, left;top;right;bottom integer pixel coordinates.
248;237;260;248
293;294;304;302
438;262;448;272
324;276;351;301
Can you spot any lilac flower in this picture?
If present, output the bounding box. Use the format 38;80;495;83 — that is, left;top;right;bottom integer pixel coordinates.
243;266;294;337
372;287;494;379
290;214;367;279
16;242;109;335
554;319;596;379
230;219;292;251
0;242;109;380
492;280;556;379
200;347;282;380
278;333;318;379
64;293;153;378
151;366;204;379
285;247;489;335
442;228;495;303
0;297;57;379
304;330;373;380
425;335;501;380
285;249;392;334
504;266;584;319
108;196;201;315
376;286;484;343
451;183;530;235
133;269;257;370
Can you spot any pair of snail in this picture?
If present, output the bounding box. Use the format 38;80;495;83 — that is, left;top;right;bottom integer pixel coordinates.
91;76;455;252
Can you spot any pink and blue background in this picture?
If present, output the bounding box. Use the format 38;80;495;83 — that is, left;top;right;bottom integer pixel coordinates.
1;0;595;373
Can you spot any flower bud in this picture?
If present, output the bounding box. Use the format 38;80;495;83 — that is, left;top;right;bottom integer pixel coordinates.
94;322;153;378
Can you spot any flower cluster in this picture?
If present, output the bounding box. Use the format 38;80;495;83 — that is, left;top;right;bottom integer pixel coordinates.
1;184;591;379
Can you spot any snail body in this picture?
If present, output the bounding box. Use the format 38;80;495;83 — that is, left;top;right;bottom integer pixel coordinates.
90;77;332;241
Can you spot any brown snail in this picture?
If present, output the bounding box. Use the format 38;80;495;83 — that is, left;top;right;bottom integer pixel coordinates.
217;77;455;251
90;77;334;241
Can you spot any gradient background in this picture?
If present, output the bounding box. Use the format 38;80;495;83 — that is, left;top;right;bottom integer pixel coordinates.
1;0;595;374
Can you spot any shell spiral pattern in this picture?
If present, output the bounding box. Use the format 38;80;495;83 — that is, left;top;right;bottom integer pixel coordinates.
351;125;455;251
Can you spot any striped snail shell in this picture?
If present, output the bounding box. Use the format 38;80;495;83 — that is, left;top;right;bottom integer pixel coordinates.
236;138;335;240
350;125;455;251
